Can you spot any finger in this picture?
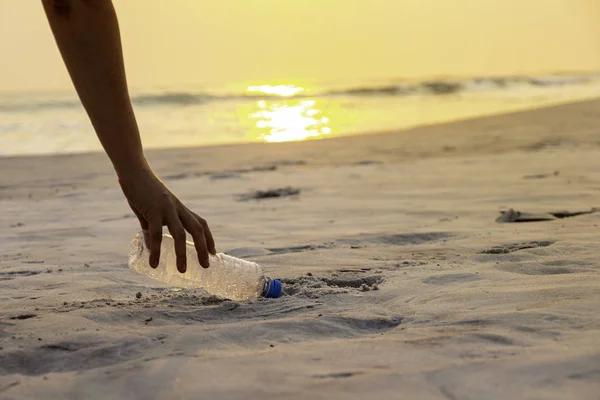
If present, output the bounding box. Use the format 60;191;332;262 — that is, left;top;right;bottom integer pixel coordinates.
190;211;216;255
180;211;210;268
148;219;163;269
167;215;187;274
127;201;150;248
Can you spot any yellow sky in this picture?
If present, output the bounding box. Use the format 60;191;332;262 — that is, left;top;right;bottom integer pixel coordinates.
0;0;599;92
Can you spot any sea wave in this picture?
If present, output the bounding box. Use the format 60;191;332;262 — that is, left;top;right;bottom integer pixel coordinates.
0;74;597;112
133;92;217;106
325;75;595;97
0;99;81;112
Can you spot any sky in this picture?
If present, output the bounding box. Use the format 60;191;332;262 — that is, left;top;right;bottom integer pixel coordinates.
0;0;599;92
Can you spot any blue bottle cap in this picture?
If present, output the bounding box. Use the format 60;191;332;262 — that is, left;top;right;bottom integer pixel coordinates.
265;279;282;298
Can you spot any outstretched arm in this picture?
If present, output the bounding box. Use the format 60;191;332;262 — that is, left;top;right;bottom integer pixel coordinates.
42;0;215;272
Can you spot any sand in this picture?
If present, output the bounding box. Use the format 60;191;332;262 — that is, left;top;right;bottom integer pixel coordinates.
1;99;600;399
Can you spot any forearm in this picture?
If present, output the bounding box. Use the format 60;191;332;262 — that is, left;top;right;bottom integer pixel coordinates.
42;0;149;177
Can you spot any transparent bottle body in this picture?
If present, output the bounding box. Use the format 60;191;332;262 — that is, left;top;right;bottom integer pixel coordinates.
128;232;268;301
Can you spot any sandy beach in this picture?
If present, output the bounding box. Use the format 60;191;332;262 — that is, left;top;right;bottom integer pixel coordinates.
1;99;600;399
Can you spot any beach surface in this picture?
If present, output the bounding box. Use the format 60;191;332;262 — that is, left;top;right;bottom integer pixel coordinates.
1;99;600;399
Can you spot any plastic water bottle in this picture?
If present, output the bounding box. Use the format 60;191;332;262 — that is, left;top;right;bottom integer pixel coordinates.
128;231;282;301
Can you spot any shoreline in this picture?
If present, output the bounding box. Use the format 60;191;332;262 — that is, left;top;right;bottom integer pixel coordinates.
2;96;599;161
2;94;600;160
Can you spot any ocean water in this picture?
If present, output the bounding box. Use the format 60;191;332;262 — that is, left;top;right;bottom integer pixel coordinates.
1;74;600;156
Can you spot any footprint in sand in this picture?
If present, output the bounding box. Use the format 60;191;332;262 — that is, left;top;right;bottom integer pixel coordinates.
338;232;454;247
482;242;593;275
0;270;42;281
0;339;145;375
226;231;454;259
422;273;483;285
497;262;590;276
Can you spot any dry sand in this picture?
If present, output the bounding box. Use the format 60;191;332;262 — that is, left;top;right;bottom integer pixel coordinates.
1;99;600;399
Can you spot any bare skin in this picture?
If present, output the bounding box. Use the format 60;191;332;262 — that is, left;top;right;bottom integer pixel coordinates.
41;0;216;272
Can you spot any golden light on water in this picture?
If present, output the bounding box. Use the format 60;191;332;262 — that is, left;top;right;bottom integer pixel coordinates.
238;84;339;143
252;99;332;142
246;84;305;97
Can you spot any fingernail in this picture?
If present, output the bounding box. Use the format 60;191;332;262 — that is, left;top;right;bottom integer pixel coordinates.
202;259;210;268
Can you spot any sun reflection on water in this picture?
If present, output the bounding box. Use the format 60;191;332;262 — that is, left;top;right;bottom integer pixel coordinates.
246;84;305;97
239;84;335;143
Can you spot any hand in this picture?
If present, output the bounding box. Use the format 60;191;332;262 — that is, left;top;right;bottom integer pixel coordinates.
118;167;216;273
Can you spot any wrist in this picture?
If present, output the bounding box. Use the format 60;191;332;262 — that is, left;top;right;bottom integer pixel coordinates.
113;153;152;181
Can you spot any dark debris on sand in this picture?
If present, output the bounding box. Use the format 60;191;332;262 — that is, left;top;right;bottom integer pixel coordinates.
523;170;560;180
496;208;597;223
480;240;555;254
237;187;301;201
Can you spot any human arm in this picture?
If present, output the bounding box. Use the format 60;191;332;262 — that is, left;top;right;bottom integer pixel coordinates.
41;0;215;272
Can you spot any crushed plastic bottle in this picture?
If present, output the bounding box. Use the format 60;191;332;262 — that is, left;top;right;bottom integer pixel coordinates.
128;231;281;301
